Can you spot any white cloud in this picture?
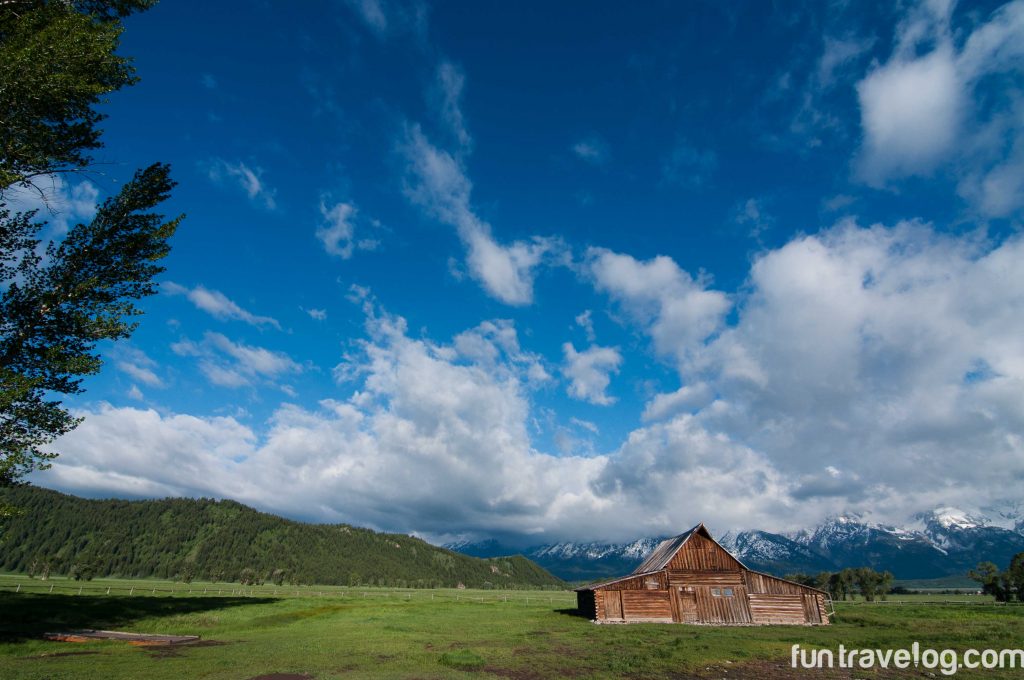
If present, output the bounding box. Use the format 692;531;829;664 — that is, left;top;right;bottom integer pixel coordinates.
855;0;1024;214
305;307;328;321
164;282;280;329
561;342;622;405
43;223;1024;539
316;199;379;259
114;346;164;388
51;311;611;539
575;309;596;342
857;45;963;181
693;220;1024;518
126;385;144;401
571;138;609;165
642;383;714;422
171;331;302;389
3;174;99;233
204;158;276;210
586;247;731;375
401;125;556;305
435;61;471;151
344;0;427;40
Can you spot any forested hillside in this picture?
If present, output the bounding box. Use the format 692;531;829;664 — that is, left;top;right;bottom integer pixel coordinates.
0;487;563;589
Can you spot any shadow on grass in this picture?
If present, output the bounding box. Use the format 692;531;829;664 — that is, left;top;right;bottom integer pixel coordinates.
0;592;274;643
553;607;590;619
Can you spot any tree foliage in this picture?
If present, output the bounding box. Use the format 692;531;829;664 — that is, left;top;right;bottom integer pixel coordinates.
0;486;567;589
786;566;893;601
0;0;177;489
0;0;155;191
970;554;1024;602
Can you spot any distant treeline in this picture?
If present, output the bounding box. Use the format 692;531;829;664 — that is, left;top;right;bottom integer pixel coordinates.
784;567;894;601
0;486;564;589
969;554;1024;602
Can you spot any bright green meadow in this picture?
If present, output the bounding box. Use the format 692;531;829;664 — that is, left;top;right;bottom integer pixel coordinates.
1;575;1023;679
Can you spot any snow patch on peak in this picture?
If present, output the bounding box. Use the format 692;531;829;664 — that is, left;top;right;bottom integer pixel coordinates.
930;507;987;530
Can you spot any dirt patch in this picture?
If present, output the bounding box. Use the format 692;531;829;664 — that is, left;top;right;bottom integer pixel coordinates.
144;639;229;659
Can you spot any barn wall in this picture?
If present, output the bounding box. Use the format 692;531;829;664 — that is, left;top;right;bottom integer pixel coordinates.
744;571;829;624
620;590;673;622
596;573;668;591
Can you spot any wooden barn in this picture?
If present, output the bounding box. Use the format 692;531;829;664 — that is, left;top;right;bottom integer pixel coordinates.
575;523;831;625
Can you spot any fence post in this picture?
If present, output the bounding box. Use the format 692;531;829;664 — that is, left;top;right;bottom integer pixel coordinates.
129;586;133;595
15;584;20;593
107;587;111;595
50;584;54;593
78;586;83;595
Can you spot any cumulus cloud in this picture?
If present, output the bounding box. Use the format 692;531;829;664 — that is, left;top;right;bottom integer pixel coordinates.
586;247;731;375
856;0;1024;215
561;342;622;405
204;158;277;209
401;125;556;305
642;383;714;422
43;222;1024;541
52;311;611;539
164;282;280;329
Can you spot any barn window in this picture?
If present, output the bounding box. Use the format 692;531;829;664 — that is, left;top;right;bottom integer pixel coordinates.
711;587;721;596
645;577;659;589
723;588;734;597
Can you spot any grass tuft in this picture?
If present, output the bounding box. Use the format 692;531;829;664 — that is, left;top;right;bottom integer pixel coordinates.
438;649;486;669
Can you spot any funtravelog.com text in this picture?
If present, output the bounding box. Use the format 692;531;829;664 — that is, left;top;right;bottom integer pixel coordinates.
792;643;1024;676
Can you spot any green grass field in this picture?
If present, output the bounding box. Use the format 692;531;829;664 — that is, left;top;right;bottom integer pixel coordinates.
1;575;1023;679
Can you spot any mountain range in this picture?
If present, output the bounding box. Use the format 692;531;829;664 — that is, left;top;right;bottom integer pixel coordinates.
446;508;1024;582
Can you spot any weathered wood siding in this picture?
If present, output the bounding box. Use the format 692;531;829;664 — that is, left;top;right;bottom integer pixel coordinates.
596;573;668;591
668;570;744;588
693;585;752;623
666;533;744;572
620;590;673;622
744;571;828;624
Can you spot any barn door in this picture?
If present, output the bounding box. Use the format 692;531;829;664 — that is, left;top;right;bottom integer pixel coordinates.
672;587;698;623
603;591;623;620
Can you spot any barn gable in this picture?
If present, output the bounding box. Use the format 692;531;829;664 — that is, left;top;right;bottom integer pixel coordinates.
632;523;746;574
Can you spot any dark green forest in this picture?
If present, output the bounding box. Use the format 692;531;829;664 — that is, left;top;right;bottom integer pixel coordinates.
0;486;564;589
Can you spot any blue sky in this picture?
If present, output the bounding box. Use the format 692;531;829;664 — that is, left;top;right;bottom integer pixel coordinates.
15;0;1024;544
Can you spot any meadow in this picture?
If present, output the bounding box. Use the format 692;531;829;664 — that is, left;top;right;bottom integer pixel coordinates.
1;574;1023;679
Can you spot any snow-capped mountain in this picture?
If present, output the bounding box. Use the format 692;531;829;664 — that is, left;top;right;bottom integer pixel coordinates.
445;508;1024;582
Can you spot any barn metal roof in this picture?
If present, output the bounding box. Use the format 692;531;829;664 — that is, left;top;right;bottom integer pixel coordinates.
629;523;704;574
